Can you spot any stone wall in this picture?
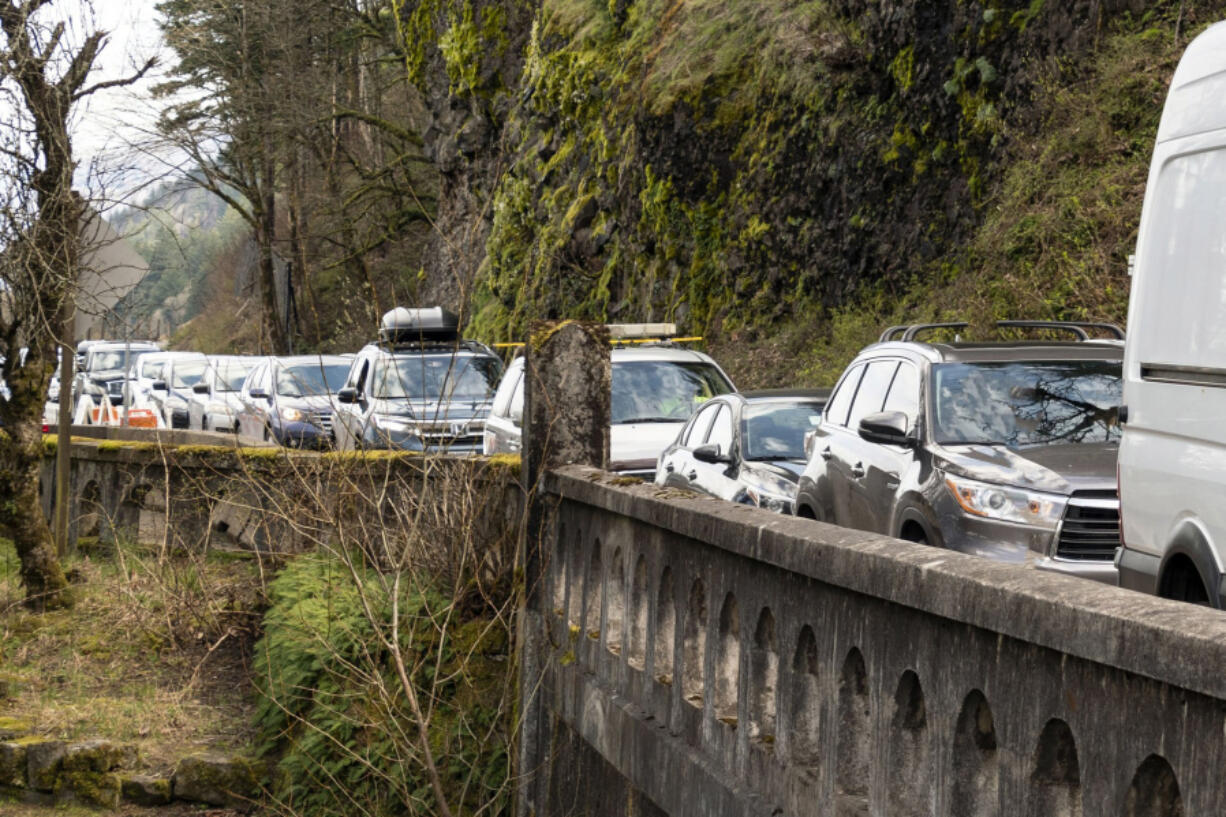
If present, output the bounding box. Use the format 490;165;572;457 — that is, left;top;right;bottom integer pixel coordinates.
523;465;1226;816
40;440;522;572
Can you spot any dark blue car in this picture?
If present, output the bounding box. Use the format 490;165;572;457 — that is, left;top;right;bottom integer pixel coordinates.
237;355;351;447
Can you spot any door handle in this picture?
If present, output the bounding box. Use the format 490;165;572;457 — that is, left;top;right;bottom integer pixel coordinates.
820;446;833;461
851;462;866;479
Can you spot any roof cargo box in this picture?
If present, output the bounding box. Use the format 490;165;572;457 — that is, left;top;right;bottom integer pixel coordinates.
379;307;460;343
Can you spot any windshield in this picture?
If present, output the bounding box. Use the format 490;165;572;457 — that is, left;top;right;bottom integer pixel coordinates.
372;355;501;401
743;402;824;460
277;362;350;397
141;360;165;380
89;349;151;373
932;360;1122;448
213;361;255;392
171;359;208;388
611;360;733;424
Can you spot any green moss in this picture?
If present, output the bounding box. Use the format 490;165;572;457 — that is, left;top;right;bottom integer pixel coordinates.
56;770;122;808
173;444;234;458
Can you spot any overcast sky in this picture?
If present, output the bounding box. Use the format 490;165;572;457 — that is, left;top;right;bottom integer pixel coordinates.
70;0;171;202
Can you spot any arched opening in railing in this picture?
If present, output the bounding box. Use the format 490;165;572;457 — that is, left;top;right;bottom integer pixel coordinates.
835;648;871;811
714;593;740;728
1122;755;1182;817
584;538;603;640
654;567;676;685
78;480;103;540
789;625;820;768
628;554;648;670
551;521;566;617
1028;718;1082;817
748;607;778;747
567;525;583;627
887;669;933;816
606;546;625;654
681;578;707;708
951;689;999;817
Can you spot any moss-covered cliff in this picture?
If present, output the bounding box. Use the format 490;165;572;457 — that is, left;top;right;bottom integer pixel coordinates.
404;0;1222;386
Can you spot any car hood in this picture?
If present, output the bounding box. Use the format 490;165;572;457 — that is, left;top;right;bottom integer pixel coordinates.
610;422;683;469
279;394;339;413
374;397;492;422
88;370;126;383
209;391;245;412
743;459;806;484
934;441;1118;495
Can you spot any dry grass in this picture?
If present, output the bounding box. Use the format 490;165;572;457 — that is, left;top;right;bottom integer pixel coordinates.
0;538;265;775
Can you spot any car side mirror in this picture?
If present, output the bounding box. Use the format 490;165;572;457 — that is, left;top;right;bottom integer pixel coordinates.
337;387;358;404
151;380;168;392
249;387;270;401
858;411;916;447
692;443;730;464
192;382;210;394
803;429;818;460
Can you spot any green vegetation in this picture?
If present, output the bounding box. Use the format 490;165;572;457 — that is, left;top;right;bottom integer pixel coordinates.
254;551;511;816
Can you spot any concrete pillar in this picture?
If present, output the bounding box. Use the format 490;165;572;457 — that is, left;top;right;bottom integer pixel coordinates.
523;320;610;486
518;320;610;817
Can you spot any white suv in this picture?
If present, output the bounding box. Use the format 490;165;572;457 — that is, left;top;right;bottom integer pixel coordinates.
1118;21;1226;606
483;345;735;480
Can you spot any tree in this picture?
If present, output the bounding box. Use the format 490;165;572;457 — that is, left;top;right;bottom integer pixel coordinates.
155;0;294;354
0;0;153;610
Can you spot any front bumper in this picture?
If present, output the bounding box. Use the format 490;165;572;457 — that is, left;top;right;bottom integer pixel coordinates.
1035;555;1118;584
276;421;334;449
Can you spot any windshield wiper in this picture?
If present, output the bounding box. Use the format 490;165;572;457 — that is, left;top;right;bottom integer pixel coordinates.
615;417;680;424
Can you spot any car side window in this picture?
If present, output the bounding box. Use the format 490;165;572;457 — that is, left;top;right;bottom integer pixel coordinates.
706;405;734;454
349;357;370;394
848;360;899;431
882;361;920;423
823;363;864;427
684;402;720;447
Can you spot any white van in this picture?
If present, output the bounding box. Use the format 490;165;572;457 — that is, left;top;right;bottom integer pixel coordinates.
1118;21;1226;606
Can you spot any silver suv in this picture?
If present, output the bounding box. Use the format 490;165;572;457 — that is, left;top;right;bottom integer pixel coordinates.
484;344;735;480
794;321;1125;583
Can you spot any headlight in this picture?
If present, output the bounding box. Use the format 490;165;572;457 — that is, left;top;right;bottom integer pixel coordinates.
943;473;1066;530
743;479;796;514
280;407;305;423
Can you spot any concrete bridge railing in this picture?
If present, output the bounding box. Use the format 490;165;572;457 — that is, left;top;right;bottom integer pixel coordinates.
523;465;1224;816
514;321;1225;817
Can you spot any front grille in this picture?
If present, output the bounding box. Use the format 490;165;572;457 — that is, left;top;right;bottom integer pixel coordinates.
106;380;123;398
1055;492;1119;561
309;410;333;433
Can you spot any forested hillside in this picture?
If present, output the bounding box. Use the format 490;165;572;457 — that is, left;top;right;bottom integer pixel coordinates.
153;0;1223;385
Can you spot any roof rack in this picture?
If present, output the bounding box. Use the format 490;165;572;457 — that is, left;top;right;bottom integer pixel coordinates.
994;320;1124;340
880;320;1124;344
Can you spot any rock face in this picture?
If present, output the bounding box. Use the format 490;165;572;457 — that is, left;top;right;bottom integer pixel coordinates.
24;740;65;792
0;741;26;787
121;774;173;807
54;770;122;809
172;754;262;810
400;0;1174;353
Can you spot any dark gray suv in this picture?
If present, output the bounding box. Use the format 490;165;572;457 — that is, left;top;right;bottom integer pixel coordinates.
794;322;1124;584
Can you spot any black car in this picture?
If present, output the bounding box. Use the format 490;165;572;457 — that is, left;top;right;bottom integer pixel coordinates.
793;321;1124;583
655;390;828;514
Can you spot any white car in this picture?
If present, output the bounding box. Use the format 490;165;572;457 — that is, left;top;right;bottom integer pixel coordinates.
129;351;200;427
1118;20;1226;606
188;356;259;432
484;345;736;480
